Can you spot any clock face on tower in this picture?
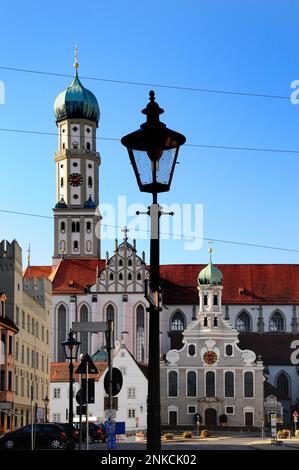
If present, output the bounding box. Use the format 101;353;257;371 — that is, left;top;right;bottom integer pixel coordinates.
68;173;83;187
203;350;218;365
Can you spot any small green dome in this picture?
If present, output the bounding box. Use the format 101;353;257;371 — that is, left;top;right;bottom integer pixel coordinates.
198;248;223;285
54;71;100;124
198;262;223;285
91;348;107;362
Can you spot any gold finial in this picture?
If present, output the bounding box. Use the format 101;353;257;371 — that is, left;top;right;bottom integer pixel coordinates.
74;44;79;73
208;240;213;262
27;243;31;268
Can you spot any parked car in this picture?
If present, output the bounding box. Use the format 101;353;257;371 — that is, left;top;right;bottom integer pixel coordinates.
52;423;78;448
73;422;106;443
0;423;68;450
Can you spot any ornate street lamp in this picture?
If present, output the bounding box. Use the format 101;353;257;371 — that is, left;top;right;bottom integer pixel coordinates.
43;395;49;423
121;91;186;451
62;330;81;429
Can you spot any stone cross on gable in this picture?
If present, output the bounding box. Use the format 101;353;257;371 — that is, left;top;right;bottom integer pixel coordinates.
121;226;130;241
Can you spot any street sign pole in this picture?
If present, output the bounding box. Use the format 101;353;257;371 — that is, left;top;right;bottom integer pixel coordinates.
86;360;89;451
79;373;82;450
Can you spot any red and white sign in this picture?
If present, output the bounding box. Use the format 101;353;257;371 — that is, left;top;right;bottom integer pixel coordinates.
292;411;299;418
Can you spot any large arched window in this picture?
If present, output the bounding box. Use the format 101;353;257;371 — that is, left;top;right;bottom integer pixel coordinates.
57;305;67;362
106;304;115;344
206;371;215;397
170;311;185;331
136;305;145;363
244;371;254;397
270;311;285;332
80;305;88;355
168;371;178;397
276;372;290;398
187;371;197;397
224;371;234;397
236;311;251;332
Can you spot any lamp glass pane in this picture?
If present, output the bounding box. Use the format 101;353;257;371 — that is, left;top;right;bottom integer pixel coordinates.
156;148;177;185
133;148;177;186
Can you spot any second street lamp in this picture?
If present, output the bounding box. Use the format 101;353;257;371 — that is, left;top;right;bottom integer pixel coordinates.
121;90;186;451
43;395;49;423
62;330;81;430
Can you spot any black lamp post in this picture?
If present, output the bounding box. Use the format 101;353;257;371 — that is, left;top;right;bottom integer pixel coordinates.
43;395;49;423
121;91;186;451
62;330;81;429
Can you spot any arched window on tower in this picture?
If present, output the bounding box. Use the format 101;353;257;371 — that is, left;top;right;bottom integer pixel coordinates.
128;259;132;266
60;177;64;188
60;221;65;233
236;311;251;332
86;221;91;232
88;176;93;188
276;372;290;398
170;311;185;331
57;305;67;362
270;311;285;332
244;371;254;397
106;304;115;344
136;305;145;362
80;305;88;355
86;142;91;151
128;273;132;280
72;222;80;233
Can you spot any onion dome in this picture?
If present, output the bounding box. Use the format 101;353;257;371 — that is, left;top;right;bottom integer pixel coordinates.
198;247;223;286
54;52;100;125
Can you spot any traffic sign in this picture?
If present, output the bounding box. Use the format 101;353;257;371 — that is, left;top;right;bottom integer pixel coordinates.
76;405;87;415
75;353;99;374
76;389;86;405
106;419;116;435
105;409;116;420
104;396;118;410
104;368;123;396
292;411;299;418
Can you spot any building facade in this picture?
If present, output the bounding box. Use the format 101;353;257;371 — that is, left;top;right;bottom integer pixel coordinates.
50;341;147;431
160;253;264;428
0;293;18;433
0;240;51;428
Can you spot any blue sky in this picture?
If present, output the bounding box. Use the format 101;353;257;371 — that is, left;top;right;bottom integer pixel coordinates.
0;0;299;267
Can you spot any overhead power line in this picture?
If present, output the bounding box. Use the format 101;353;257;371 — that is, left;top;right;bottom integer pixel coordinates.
0;208;298;254
0;65;290;100
0;127;299;155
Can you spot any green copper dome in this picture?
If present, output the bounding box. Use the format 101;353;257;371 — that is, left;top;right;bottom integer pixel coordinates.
198;248;223;285
54;70;100;124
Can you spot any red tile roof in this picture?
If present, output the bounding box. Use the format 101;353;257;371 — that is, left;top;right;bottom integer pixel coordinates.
24;259;106;294
52;258;106;294
238;333;299;365
161;264;299;305
50;361;107;382
24;261;299;303
23;265;53;279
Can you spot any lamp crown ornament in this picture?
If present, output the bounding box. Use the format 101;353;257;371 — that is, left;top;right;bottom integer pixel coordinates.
141;90;165;128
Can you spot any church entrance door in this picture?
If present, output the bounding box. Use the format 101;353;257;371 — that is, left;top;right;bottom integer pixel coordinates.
205;408;217;426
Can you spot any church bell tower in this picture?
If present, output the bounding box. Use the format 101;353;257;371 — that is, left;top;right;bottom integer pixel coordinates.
53;49;101;262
